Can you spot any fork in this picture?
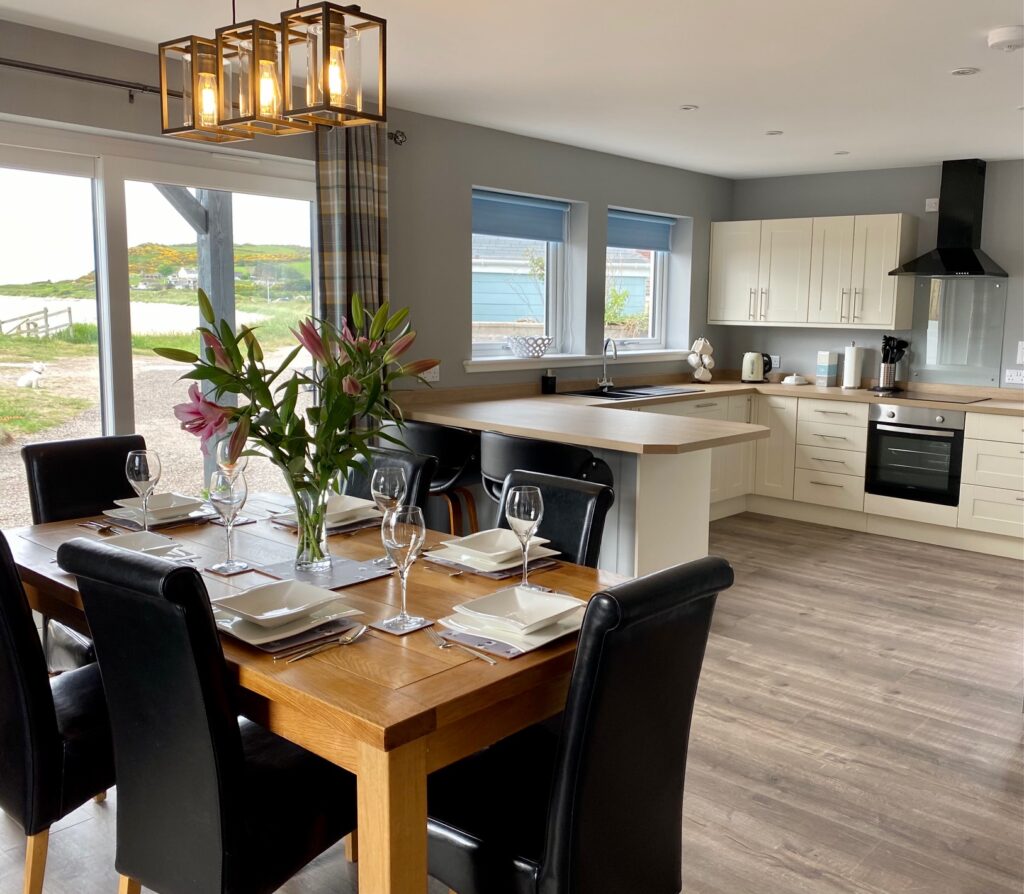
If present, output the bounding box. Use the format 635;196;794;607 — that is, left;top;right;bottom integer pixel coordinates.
425;626;497;665
282;624;369;663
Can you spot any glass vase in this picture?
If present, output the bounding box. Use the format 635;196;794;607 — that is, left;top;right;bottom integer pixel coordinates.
291;484;332;573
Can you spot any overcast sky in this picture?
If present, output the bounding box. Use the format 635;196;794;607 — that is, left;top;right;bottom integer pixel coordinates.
0;169;311;284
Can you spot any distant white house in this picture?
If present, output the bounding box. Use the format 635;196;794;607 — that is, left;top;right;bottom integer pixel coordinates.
169;267;199;289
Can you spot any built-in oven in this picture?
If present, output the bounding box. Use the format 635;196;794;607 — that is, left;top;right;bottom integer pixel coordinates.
865;404;965;506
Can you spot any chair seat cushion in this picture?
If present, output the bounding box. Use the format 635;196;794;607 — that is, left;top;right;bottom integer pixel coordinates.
427;724;560;894
45;619;96;673
228;720;357;894
50;663;115;818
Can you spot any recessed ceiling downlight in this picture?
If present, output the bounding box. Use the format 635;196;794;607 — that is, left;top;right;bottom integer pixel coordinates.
765;130;784;136
951;67;981;76
678;104;699;111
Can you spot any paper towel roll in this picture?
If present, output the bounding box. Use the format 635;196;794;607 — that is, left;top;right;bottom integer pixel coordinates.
843;346;864;389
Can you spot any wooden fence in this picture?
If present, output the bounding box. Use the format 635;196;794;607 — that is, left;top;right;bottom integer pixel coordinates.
0;307;73;337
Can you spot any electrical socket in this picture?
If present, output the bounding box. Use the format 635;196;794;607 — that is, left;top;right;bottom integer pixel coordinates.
925;197;940;213
421;363;440;383
1005;368;1024;386
769;354;781;369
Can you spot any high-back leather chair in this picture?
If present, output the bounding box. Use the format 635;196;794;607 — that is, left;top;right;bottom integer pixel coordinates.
57;539;358;894
0;531;114;894
380;421;481;534
21;434;146;673
495;470;614;568
344;446;438;511
479;431;614;504
426;555;733;894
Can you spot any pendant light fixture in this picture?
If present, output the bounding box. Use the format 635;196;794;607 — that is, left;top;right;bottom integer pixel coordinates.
159;1;385;142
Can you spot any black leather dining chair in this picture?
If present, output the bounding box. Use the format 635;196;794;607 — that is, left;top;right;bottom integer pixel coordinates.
57;538;358;894
0;531;115;894
479;431;614;505
21;433;146;673
381;420;481;534
495;470;614;568
426;555;733;894
344;445;438;511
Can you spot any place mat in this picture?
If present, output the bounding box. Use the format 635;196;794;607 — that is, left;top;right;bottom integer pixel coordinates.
423;554;560;580
440;629;524;659
254;618;360;656
368;617;433;636
109;510;218;532
258;556;394;589
272;517;382;536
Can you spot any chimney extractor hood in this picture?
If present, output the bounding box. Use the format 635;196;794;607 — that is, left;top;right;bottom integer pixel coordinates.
889;159;1008;278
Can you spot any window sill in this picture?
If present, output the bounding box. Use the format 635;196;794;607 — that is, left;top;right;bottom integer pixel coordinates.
463;349;692;374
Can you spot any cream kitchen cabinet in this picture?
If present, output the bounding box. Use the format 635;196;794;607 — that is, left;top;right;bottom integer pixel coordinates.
707;221;762;322
849;214;916;328
753;395;797;500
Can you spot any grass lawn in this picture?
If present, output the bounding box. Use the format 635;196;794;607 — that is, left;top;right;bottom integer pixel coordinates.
0;385;92;434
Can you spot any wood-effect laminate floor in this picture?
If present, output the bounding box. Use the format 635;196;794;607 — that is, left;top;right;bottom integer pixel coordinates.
0;513;1020;893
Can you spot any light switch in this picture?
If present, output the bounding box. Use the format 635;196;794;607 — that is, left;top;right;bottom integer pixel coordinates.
421;363;440;383
1005;368;1024;385
1017;341;1024;365
925;197;940;213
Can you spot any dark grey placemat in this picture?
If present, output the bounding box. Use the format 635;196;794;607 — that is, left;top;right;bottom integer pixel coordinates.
258;556;393;589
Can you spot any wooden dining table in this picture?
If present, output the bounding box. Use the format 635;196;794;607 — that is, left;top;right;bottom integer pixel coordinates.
6;494;622;894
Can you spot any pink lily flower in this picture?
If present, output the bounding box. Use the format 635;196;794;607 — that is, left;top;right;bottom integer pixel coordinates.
383;331;415;363
201;331;232;371
401;358;440;377
172;383;232;454
291;318;329;364
342;375;361;396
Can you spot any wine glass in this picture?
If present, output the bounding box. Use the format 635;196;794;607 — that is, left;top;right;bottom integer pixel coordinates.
216;437;249;481
370;466;407;567
125;450;162;533
381;506;427;633
209;470;250;574
505;486;544;588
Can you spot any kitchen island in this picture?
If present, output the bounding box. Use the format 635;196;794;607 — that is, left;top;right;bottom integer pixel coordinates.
406;397;768;576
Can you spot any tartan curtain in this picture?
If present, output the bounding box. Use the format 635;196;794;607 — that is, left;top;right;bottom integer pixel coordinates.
314;123;390;327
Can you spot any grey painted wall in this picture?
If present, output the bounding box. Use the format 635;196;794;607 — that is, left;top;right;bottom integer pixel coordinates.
726;160;1024;389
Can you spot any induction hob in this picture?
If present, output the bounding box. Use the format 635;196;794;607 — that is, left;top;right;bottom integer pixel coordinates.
868;390;989;404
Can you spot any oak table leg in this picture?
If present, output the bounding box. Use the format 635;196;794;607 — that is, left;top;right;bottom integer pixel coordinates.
356;739;428;894
117;875;141;894
23;830;48;894
344;830;358;863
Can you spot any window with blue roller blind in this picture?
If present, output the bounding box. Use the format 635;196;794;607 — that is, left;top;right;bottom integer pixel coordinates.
471;189;570;357
605;208;675;349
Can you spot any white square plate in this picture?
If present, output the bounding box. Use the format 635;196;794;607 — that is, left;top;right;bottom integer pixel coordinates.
440;529;548;563
440;607;585;653
429;544;558;573
213;604;361;645
454;586;586;634
113;492;204;519
103;531;180;555
215;580;347;629
275;495;381;528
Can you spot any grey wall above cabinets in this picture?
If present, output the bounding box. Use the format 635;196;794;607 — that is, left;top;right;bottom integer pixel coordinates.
721;160;1023;389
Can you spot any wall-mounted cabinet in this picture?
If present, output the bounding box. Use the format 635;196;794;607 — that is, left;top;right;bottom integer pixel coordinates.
708;213;917;330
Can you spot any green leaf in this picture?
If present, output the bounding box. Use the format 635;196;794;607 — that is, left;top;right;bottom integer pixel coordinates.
267;346;301;386
198;288;215;325
351;293;364;331
279;376;299;423
153;347;199;363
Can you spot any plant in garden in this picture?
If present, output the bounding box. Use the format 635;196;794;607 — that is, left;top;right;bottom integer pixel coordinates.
156;288;437;570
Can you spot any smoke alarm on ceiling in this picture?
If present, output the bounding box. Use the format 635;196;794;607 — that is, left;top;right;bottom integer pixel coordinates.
988;25;1024;52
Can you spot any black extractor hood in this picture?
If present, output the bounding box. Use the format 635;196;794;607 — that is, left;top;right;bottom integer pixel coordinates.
889;158;1008;278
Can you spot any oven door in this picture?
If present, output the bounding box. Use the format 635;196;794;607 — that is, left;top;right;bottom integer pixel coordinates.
866;422;964;506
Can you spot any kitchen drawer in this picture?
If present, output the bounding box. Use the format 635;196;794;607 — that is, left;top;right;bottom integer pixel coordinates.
647;398;727;418
795;444;866;477
796;419;868;452
794;468;865;512
958;484;1024;539
965;413;1024;444
961;439;1024;491
797;398;868;427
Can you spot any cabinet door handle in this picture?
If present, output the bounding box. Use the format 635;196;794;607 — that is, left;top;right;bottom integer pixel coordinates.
814;433;848;440
748;287;757;320
852;287;863;321
810;480;844;487
811;457;846;464
840;287;850;321
760;287;768;320
816;410;850;415
695;402;718;408
1016;496;1024;502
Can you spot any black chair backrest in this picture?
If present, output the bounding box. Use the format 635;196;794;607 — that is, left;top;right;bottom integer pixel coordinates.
22;435;147;524
538;556;733;894
0;532;62;835
479;432;613;502
495;471;613;568
380;421;479;491
344;446;438;510
57;538;245;894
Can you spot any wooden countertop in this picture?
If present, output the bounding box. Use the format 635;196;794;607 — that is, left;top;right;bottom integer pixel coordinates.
407;398;769;455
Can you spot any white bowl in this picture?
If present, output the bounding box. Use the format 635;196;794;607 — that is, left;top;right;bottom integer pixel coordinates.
440;529;548;563
507;335;553;358
454;586;586;634
215;580;345;629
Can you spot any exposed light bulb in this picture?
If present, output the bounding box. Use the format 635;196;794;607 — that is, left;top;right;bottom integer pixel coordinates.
258;60;281;116
328;44;346;105
197;72;218;127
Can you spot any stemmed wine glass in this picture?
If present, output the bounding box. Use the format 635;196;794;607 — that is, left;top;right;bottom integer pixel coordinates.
216;437;248;481
125;450;162;533
370;466;407;567
209;470;250;574
380;506;427;633
505;485;544;589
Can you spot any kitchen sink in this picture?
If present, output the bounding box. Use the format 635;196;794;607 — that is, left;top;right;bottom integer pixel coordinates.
561;385;705;400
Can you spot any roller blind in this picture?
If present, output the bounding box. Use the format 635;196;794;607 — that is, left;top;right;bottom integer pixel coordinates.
472;189;569;243
607;209;675;252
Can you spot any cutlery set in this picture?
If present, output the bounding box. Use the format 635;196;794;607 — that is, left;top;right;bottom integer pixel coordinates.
276;624;369;663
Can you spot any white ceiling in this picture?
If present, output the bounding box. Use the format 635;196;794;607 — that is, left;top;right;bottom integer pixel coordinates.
2;0;1023;178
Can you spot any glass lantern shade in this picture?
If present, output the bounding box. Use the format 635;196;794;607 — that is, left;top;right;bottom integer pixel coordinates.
158;35;248;143
280;3;386;127
217;21;313;136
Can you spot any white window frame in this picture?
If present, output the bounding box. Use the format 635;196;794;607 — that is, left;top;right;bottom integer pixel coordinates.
606;248;668;351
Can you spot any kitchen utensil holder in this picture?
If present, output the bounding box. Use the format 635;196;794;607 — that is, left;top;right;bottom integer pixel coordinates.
878;362;896;390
